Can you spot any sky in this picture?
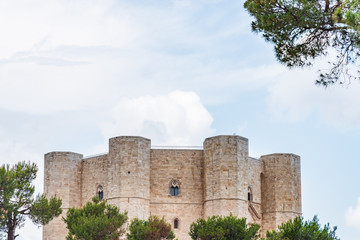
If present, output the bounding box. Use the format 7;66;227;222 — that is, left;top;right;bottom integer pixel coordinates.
0;0;360;239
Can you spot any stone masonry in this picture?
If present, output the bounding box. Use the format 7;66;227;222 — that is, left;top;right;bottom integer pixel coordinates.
43;135;302;240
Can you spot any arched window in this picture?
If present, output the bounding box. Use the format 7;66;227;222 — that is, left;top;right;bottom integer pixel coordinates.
171;186;179;196
248;186;253;202
97;185;104;200
174;218;179;229
169;179;181;196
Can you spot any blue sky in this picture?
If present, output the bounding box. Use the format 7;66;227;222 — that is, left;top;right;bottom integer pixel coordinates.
1;0;360;239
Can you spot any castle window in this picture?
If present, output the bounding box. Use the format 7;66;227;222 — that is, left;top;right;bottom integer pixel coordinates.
97;185;104;200
169;179;181;196
171;186;179;196
174;218;179;229
248;186;253;202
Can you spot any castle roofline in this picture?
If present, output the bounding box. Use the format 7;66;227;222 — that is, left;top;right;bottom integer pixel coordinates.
109;135;151;142
44;151;83;157
260;153;300;158
203;135;248;143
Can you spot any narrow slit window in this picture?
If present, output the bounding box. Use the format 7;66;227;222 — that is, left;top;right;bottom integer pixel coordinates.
99;191;104;200
174;218;179;229
97;185;104;200
248;186;253;202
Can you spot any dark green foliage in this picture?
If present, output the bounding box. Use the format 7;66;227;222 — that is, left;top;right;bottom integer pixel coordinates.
189;214;260;240
29;194;62;225
0;161;62;240
244;0;360;86
266;216;339;240
127;215;176;240
127;218;147;240
63;196;128;240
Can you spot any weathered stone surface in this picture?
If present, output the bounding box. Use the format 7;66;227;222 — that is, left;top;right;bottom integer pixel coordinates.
260;153;302;233
150;149;204;240
43;152;82;240
43;135;301;240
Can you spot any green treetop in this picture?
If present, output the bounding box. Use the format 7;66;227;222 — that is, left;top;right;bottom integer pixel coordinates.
0;161;62;240
127;215;176;240
244;0;360;86
189;214;260;240
63;196;128;240
266;215;340;240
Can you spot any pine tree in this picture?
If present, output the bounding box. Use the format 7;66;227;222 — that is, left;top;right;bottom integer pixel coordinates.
127;216;176;240
63;196;128;240
0;161;62;240
244;0;360;86
266;216;339;240
189;214;260;240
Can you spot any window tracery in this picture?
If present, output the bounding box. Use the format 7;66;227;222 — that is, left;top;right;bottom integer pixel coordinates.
169;179;181;196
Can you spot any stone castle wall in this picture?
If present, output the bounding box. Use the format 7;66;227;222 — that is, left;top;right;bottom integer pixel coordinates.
43;135;301;240
81;154;108;205
150;149;204;240
43;152;82;240
260;154;302;232
107;136;151;220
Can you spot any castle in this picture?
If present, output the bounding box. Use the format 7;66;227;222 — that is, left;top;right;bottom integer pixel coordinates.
43;135;302;240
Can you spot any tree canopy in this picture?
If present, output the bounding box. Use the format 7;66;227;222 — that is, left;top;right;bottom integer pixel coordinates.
266;215;339;240
63;196;128;240
0;161;62;240
244;0;360;86
189;215;260;240
127;215;176;240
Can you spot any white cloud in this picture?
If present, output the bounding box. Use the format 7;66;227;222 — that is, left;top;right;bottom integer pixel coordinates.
100;91;215;146
0;0;261;115
0;0;138;58
16;223;42;240
346;197;360;230
0;128;42;167
267;67;360;131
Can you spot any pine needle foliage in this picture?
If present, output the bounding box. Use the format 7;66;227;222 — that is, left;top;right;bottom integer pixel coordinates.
244;0;360;86
0;161;62;240
266;216;339;240
63;196;128;240
127;215;176;240
189;214;260;240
